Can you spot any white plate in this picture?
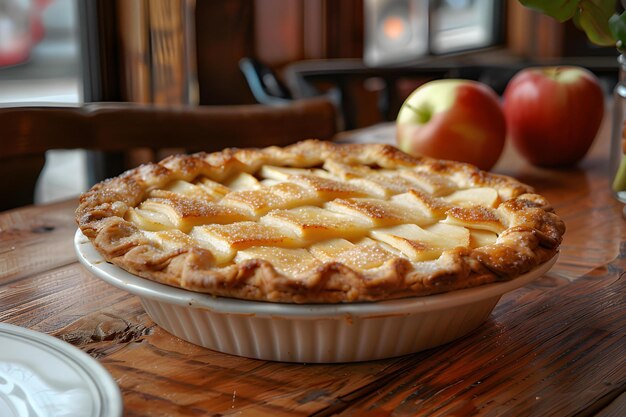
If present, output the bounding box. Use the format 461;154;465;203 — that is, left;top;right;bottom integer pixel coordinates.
75;230;557;363
0;323;122;417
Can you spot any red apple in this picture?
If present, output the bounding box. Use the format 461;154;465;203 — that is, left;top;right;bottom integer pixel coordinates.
502;66;604;167
396;79;506;171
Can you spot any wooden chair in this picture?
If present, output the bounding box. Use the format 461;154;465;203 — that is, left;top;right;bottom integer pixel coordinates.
0;98;337;211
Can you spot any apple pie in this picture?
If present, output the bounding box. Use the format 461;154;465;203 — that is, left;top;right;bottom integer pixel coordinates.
76;140;565;303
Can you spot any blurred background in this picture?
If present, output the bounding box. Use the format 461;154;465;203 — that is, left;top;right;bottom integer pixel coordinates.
0;0;619;203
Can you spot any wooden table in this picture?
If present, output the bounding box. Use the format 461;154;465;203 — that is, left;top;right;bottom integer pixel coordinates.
1;117;625;416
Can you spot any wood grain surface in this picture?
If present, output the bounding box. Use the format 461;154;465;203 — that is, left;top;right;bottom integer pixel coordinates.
1;117;625;416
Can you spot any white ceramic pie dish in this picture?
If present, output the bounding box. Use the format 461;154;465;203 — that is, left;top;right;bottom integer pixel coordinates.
75;230;557;363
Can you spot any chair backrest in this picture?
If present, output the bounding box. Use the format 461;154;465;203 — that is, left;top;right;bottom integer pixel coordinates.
239;57;293;105
0;97;337;210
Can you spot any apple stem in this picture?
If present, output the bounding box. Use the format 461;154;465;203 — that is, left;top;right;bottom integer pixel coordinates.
545;67;561;79
406;103;433;124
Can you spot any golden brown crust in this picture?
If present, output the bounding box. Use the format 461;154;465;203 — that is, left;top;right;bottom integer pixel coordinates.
76;139;565;303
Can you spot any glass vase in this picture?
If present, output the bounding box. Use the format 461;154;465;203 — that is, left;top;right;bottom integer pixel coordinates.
610;53;626;203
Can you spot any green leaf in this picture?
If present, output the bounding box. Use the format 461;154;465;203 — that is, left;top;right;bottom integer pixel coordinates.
575;0;617;45
519;0;619;46
609;11;626;49
519;0;581;22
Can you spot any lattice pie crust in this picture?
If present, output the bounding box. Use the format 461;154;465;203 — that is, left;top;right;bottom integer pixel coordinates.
76;140;565;303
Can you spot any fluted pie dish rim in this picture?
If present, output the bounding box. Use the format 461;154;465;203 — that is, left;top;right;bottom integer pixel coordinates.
75;229;558;362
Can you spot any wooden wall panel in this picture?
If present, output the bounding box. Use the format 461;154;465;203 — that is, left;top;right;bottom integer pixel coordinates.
117;0;152;103
302;0;325;59
324;0;364;59
506;0;564;58
195;0;256;105
253;0;364;66
535;13;564;58
148;0;195;104
114;0;365;106
506;0;533;57
254;0;304;65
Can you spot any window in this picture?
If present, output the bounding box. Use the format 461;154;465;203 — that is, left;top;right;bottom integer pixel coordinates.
0;0;86;203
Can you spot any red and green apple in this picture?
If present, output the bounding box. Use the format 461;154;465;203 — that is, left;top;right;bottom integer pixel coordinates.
396;79;506;171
